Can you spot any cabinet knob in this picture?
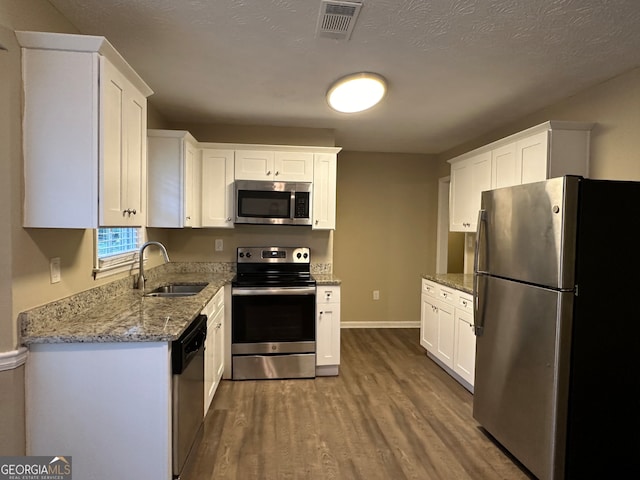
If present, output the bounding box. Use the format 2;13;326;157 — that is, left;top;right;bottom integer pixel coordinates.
227;217;232;222
315;220;319;225
275;171;279;176
266;170;271;176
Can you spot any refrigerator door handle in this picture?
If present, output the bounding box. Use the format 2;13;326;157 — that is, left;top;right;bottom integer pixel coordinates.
473;209;487;336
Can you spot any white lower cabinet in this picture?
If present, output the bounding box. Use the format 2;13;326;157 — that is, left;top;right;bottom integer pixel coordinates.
420;278;475;391
204;287;225;415
453;293;475;386
316;285;341;376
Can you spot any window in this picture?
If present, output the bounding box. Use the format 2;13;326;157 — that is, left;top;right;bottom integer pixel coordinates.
93;227;144;278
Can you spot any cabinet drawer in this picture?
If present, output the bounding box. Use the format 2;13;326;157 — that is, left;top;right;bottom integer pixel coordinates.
317;286;340;304
422;279;439;297
438;286;457;307
457;292;473;314
203;287;224;317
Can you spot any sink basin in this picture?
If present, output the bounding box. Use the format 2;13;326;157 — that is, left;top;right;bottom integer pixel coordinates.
144;283;207;298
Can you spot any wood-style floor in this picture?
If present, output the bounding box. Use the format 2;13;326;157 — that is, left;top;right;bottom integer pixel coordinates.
183;328;533;480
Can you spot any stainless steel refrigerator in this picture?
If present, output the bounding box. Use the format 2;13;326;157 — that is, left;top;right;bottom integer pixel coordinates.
473;175;640;480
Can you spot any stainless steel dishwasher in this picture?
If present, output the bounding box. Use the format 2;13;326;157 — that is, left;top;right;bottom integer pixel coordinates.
172;314;206;479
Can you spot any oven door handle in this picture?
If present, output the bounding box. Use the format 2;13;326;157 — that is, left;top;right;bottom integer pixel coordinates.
232;287;316;296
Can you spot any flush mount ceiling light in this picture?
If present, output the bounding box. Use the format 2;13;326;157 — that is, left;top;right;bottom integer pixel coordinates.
326;72;387;113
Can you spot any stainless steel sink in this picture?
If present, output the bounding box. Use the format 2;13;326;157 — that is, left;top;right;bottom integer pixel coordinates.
143;283;208;298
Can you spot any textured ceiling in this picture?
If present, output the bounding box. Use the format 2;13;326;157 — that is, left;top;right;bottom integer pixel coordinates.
47;0;640;153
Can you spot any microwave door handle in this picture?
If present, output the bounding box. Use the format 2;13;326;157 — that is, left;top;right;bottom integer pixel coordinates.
473;209;487;336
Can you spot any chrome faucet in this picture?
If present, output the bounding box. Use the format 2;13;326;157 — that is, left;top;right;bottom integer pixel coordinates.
137;241;170;290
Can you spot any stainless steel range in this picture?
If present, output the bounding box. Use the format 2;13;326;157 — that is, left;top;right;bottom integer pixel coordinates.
231;246;316;380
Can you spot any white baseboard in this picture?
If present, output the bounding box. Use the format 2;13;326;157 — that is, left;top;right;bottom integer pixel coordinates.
0;347;28;372
341;321;420;329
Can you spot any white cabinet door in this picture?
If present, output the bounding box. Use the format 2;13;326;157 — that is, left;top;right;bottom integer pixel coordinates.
201;149;235;228
435;298;455;369
492;142;518;189
420;293;438;352
449;151;491;232
517;130;549;184
454;308;476;386
235;150;314;181
204;307;216;415
316;286;341;375
204;288;225;415
213;306;224;385
99;56;147;227
312;153;337;230
274;152;314;181
184;142;201;227
235;150;275;180
147;131;199;228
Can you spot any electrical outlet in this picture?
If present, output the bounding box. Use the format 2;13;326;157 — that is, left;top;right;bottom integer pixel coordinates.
373;290;380;300
50;257;61;284
215;239;223;251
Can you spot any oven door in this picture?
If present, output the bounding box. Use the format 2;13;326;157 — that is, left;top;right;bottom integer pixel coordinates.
232;286;316;380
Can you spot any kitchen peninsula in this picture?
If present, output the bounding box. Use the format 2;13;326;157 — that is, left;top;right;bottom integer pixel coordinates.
19;261;340;480
20;263;233;480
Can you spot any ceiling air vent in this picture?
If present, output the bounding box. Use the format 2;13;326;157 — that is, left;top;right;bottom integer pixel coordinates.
316;0;363;40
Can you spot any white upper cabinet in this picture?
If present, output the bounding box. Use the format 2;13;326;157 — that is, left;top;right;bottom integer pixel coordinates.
201;147;235;228
449;151;492;232
235;150;314;181
448;121;592;232
312;153;338;230
18;31;152;228
147;130;201;228
491;142;518;189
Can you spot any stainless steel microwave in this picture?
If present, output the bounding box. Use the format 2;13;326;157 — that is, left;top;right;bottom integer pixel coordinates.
234;180;312;225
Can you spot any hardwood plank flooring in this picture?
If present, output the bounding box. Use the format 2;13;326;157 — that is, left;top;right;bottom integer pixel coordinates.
183;328;533;480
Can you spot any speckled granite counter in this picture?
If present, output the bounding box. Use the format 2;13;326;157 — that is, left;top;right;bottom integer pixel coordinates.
313;273;342;285
20;263;235;345
422;273;474;295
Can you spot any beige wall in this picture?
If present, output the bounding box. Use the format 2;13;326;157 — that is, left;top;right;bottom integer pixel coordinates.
167;122;335;147
334;151;440;324
0;0;80;457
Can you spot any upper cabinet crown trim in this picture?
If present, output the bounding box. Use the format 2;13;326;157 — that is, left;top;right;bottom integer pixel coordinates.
16;30;153;97
198;142;342;154
447;120;594;165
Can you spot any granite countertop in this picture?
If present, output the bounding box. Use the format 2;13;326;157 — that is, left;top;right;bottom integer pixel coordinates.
20;265;235;345
313;274;342;285
422;273;474;295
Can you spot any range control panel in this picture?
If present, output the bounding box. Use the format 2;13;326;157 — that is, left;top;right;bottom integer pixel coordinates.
236;246;310;264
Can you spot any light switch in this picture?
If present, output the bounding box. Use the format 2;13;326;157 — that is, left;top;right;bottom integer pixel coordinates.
50;257;61;283
215;239;223;251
